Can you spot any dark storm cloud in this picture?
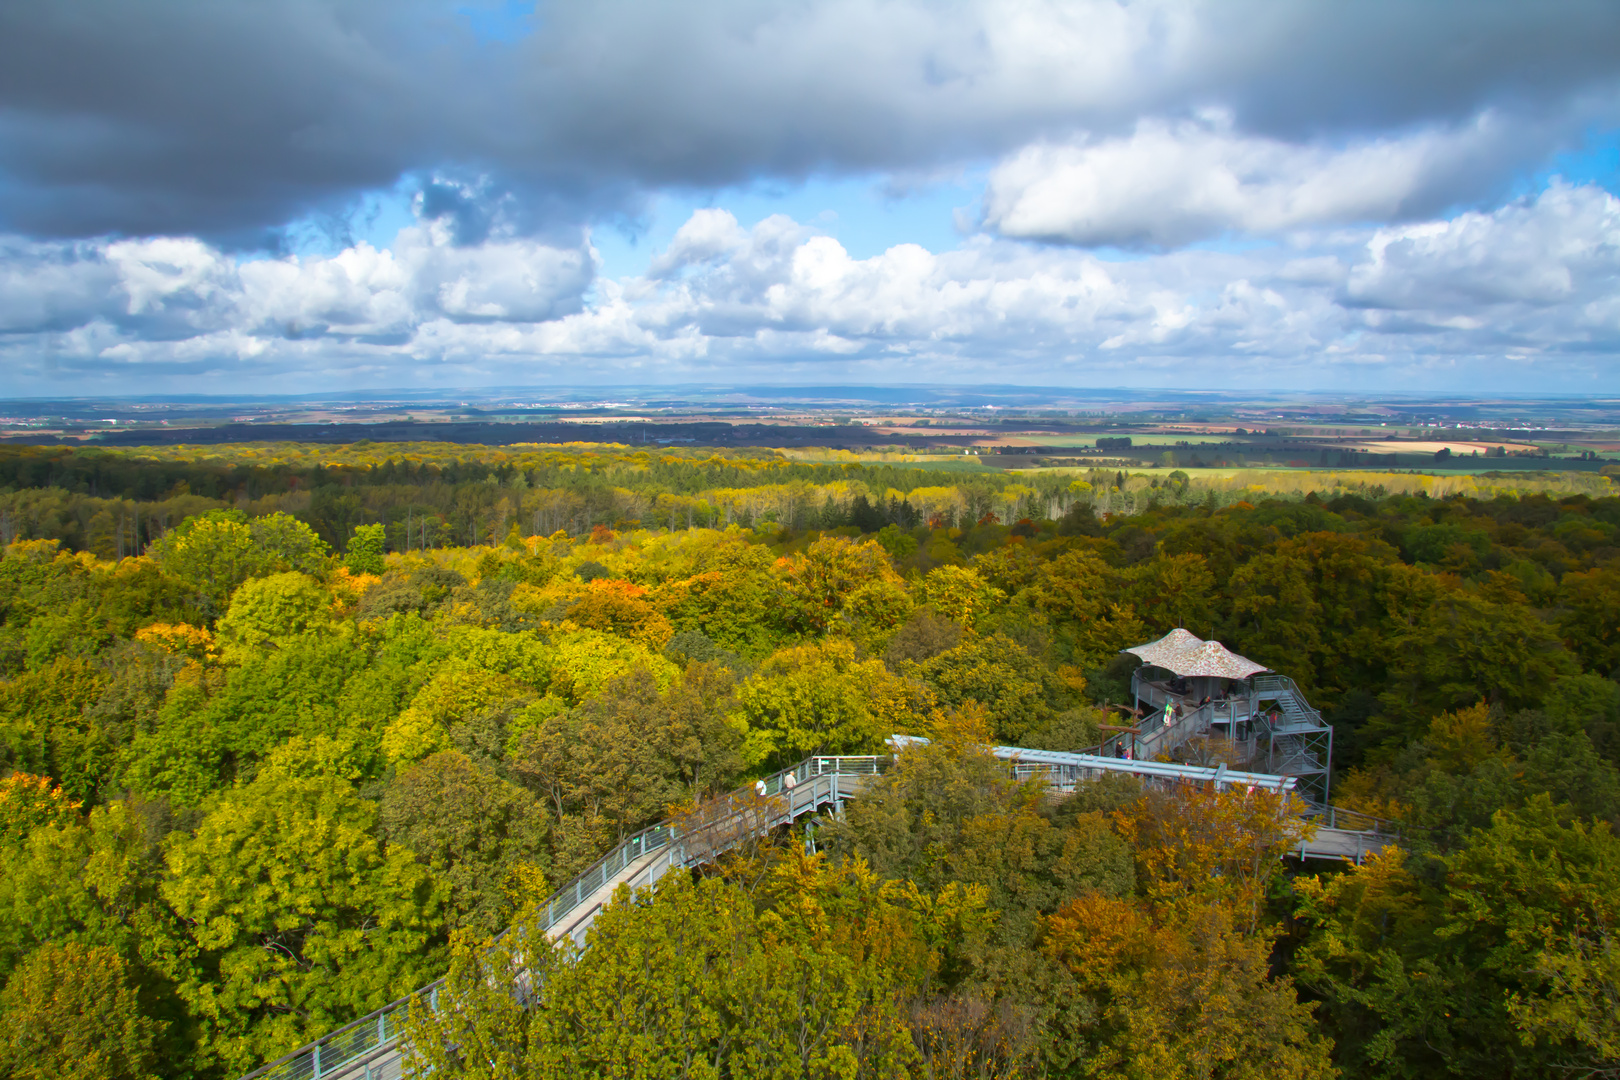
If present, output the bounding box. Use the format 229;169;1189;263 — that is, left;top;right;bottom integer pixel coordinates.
2;0;1619;243
0;1;471;240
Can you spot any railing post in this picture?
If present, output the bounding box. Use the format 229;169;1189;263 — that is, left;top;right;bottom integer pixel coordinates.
312;1044;321;1079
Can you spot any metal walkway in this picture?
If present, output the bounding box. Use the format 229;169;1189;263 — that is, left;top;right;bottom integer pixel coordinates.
241;744;1391;1080
973;741;1391;864
239;756;885;1080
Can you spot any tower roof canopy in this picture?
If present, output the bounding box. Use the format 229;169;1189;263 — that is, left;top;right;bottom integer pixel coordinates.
1124;629;1270;680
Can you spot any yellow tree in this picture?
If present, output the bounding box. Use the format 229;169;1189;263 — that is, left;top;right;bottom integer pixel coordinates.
732;639;926;769
1043;892;1334;1080
1112;781;1313;934
774;535;900;637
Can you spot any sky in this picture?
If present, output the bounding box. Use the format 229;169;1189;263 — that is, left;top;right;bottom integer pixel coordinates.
2;1;1620;397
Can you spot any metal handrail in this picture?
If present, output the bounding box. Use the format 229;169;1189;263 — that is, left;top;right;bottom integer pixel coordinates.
1303;804;1424;837
239;738;1366;1080
1253;675;1326;727
1133;699;1209;758
239;754;888;1080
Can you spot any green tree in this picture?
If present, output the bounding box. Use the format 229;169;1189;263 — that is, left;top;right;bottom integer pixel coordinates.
214;571;333;660
0;656;111;803
345;522;387;576
873;523;919;564
1030;549;1146;669
1557;566;1620;675
149;510;329;620
1126;552;1218;639
382;660;530;767
148;511;259;620
1296;795;1620;1079
407;862;930;1080
249;511;332;578
774;535;901;638
1043;894;1335;1080
655;544;787;660
1224;551;1324;694
1542;672;1620;763
514;668;685;842
660;661;746;797
0;770;81;848
162;770;447;1074
1370;581;1576;751
916;564;1005;629
0;940;166;1080
381;751;549;934
911;633;1053;745
732;639;919;769
0;818;101;979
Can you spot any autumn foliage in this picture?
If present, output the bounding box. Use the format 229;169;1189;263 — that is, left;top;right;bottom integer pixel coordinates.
0;442;1616;1078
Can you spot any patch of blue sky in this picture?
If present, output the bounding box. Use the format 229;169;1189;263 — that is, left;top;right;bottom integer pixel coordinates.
457;0;536;44
1516;126;1619;198
268;167;987;279
1078;236;1285;264
1543;126;1619;191
592;171;988;281
348;181;422;249
266;178;420;260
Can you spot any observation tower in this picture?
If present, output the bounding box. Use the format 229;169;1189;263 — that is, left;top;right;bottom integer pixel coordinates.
1122;628;1334;804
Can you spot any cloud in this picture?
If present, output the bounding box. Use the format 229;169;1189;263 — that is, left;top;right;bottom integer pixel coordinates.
1342;182;1620;348
646;209;748;278
6;187;1617;394
0;222;595;354
1;1;1617;240
981;112;1550;248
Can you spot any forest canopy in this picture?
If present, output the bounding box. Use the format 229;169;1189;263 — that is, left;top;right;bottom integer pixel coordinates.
1;440;1618;1079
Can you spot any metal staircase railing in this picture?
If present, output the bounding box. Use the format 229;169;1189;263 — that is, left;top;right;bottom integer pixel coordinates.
1253;675;1324;728
1250;674;1333;805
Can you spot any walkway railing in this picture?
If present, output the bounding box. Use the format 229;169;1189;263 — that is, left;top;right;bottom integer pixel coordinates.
1303;804;1406;838
241;742;1381;1080
239;754;888;1080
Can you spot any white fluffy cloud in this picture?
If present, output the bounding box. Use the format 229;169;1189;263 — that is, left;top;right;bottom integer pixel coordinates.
981;112;1538;248
0;225;593;347
645;209;749;278
1345;182;1620;311
5;183;1617;392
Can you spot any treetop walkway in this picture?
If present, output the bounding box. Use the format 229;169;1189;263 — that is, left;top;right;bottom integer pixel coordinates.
241;742;1394;1080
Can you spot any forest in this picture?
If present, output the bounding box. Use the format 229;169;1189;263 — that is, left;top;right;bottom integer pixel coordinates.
1;441;1618;1079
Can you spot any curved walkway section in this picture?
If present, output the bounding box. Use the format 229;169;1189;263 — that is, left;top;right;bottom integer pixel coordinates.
240;746;1393;1080
238;756;886;1080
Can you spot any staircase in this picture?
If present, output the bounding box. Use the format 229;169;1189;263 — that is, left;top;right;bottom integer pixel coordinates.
1251;675;1334;804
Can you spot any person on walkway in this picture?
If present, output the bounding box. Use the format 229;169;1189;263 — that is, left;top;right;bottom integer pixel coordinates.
783;772;797;791
755;779;767;797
